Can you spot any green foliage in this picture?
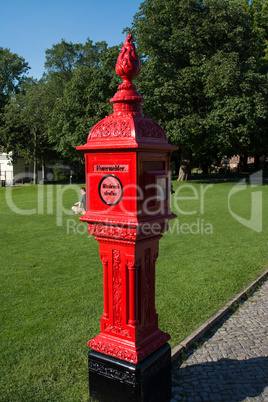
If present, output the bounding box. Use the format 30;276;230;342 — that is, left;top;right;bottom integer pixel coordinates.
0;39;120;169
47;65;116;162
1;78;55;164
0;47;29;136
44;40;83;81
243;0;268;69
1;3;268;176
0;47;29;103
42;40;120;163
127;0;268;175
53;164;69;183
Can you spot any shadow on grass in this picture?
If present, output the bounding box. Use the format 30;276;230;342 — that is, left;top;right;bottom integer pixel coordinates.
172;357;268;401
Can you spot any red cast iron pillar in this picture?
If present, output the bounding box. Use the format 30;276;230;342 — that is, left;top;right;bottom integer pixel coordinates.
77;35;177;402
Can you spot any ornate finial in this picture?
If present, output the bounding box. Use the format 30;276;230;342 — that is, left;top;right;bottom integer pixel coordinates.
110;34;144;111
115;34;141;90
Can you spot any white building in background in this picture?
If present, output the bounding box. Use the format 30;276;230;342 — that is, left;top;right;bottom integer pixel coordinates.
0;153;34;186
0;153;73;185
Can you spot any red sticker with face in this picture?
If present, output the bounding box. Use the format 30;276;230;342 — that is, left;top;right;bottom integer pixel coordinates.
98;175;123;206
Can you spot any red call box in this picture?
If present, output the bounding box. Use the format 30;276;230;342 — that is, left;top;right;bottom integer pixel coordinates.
83;151;173;227
77;35;177;364
85;153;136;220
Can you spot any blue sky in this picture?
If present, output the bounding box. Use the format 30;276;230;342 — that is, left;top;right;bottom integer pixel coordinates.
0;0;142;79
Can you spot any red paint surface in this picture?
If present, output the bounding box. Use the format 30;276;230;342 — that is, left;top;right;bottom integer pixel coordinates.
77;35;177;363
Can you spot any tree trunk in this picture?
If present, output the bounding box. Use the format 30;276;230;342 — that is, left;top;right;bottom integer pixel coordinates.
177;147;192;181
264;155;268;169
42;157;45;184
33;131;37;185
201;164;209;175
254;153;260;171
171;150;180;176
239;154;248;173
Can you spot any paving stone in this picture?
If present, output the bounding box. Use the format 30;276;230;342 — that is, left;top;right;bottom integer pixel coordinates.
172;279;268;402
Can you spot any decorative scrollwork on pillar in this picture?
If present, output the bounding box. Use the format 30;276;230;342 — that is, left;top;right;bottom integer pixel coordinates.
100;254;109;319
112;250;122;327
144;248;151;323
152;251;159;317
126;258;139;326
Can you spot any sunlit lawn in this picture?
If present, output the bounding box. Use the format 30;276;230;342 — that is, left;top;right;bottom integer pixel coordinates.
0;180;267;400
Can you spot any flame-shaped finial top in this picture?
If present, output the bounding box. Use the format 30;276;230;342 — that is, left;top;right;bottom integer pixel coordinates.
115;34;141;84
110;34;144;111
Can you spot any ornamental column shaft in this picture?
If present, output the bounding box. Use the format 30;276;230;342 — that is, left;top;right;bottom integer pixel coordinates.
77;34;177;402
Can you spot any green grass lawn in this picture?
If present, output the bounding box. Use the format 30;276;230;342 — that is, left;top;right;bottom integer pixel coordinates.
0;180;267;401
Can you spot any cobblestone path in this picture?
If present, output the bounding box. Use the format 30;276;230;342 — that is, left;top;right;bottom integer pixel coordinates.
171;280;268;401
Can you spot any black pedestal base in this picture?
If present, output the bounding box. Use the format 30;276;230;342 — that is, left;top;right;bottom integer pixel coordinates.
88;343;171;402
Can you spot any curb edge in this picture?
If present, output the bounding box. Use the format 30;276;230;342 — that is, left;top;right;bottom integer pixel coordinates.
171;267;268;363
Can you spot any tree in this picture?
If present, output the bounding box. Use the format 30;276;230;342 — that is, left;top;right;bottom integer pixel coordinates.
43;38;118;91
243;0;268;70
2;78;55;184
241;0;268;170
0;47;29;129
44;40;120;176
208;57;268;168
44;39;83;82
205;1;268;171
47;65;116;164
127;0;268;179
